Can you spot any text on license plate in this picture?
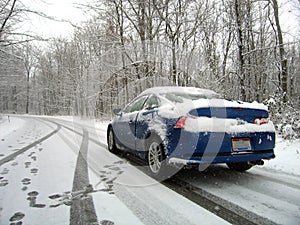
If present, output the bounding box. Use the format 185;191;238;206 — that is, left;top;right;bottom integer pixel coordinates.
232;138;251;151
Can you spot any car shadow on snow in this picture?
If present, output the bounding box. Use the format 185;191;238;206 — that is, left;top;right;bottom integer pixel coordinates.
173;164;260;187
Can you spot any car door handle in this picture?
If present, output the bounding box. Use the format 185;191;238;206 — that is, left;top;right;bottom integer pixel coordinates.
129;120;134;124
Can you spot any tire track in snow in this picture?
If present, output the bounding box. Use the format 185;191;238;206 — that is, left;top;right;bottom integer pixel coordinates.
163;177;277;225
43;118;108;149
69;128;98;225
0;121;61;166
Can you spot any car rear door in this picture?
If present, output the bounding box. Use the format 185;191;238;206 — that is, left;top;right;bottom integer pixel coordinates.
113;95;148;150
135;95;160;151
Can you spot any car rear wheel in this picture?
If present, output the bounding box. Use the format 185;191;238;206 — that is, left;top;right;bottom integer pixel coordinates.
226;162;252;172
146;135;176;179
148;140;164;175
107;127;118;153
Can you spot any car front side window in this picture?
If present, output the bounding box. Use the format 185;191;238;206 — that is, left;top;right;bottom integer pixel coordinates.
143;95;159;110
123;96;148;113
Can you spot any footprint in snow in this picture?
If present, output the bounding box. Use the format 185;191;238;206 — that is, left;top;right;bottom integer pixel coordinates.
22;178;31;185
27;191;46;208
10;222;22;225
48;184;108;208
28;152;35;157
113;160;126;165
25;162;31;168
11;162;18;166
1;168;9;175
30;168;38;175
0;179;8;187
22;186;28;191
9;212;25;224
100;220;115;225
96;163;125;194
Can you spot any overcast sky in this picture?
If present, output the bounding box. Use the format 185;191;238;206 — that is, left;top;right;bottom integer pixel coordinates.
22;0;88;39
22;0;299;40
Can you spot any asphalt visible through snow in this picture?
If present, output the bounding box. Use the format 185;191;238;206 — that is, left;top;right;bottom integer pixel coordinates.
163;177;277;225
70;128;98;225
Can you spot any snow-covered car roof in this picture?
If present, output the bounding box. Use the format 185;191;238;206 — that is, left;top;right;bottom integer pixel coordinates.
141;86;268;112
141;86;218;96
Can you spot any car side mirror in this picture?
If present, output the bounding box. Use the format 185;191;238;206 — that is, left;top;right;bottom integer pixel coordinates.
113;108;122;116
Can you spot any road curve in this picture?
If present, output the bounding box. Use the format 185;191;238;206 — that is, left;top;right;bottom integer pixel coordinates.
0;119;61;166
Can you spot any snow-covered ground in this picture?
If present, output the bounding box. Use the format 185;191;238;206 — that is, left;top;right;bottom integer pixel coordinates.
264;136;300;176
0;114;299;225
0;115;229;225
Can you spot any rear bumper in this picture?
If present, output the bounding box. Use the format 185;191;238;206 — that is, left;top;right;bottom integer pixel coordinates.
167;149;275;166
165;130;276;165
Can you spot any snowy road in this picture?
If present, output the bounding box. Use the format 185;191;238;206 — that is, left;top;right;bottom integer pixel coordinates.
169;166;300;225
0;115;300;225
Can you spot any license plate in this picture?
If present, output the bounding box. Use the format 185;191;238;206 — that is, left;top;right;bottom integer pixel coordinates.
232;138;251;151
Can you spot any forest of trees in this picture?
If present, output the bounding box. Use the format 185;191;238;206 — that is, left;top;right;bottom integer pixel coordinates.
1;0;299;136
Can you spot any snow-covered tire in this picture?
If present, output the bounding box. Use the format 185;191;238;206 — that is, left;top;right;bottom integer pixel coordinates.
146;135;176;180
107;127;118;153
226;162;252;172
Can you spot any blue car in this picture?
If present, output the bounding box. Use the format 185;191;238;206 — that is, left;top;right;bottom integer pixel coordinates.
107;87;275;177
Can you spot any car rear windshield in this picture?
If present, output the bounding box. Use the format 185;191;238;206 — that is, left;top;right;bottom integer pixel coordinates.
161;92;222;103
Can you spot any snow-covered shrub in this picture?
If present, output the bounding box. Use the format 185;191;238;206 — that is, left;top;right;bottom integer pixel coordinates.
282;124;297;139
266;96;300;139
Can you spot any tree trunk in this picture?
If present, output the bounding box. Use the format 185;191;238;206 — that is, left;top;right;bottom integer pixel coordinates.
26;71;30;114
272;0;288;102
233;0;246;101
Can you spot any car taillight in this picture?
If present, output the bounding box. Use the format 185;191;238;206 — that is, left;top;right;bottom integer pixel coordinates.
254;118;269;125
174;117;187;129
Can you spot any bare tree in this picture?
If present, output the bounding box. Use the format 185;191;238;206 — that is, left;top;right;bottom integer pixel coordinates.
271;0;288;102
0;0;17;40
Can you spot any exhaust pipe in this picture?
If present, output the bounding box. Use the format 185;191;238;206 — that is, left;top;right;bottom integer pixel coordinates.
249;160;264;166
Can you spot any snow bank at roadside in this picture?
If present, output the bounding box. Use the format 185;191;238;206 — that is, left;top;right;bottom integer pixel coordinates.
264;136;300;176
0;115;26;137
